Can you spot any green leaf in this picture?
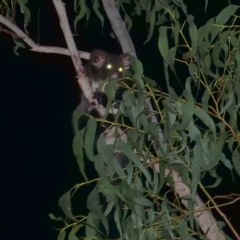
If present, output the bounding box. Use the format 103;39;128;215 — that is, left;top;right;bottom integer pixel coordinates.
114;209;123;237
48;213;62;221
73;128;88;181
152;167;159;194
202;132;214;161
185;119;201;142
100;181;127;202
163;111;171;142
135;175;143;192
133;204;143;229
117;140;152;184
233;149;240;176
74;0;88;31
144;77;157;87
212;43;225;68
173;21;180;47
93;153;109;182
96;134;107;154
93;0;104;29
215;5;239;26
124;12;133;31
69;224;82;240
146;208;155;225
191;137;201;196
18;0;31;33
179;219;191;239
86;213;97;237
206;175;222;188
194;107;216;141
87;188;108;234
213;132;227;161
130;56;144;89
203;54;217;78
235;46;240;82
58;189;75;221
204;0;209;12
158;26;175;74
85;118;97;161
104;79;117;102
184;15;198;58
133;196;153;208
210;5;239;43
104;200;114;216
227;136;235;153
201;82;212;111
227;107;238;133
203;54;211;72
112;154;127;181
216;221;226;230
144;10;155;44
13;37;26;56
158;161;166;191
198;37;210;58
59;230;66;240
174;90;194;131
122;90;145;127
188;63;197;83
179;0;188;16
126;160;133;184
230;31;238;47
219;31;230;62
72;106;84;134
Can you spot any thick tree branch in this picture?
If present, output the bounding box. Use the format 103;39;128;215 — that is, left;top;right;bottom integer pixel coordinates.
169;169;225;240
102;0;135;56
52;0;82;73
51;0;92;101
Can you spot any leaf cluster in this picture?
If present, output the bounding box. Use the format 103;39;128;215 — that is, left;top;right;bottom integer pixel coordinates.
56;3;240;240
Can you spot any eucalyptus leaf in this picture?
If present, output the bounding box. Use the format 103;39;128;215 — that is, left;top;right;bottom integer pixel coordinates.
69;224;82;240
85;118;97;161
117;140;152;184
158;26;176;74
232;149;240;176
86;213;97;237
114;209;123;237
58;189;75;221
74;0;89;31
185;15;198;58
93;0;104;29
73;128;87;181
174;90;194;131
87;188;109;234
194;107;216;141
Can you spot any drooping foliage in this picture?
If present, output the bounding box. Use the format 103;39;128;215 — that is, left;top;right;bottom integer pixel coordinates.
54;3;240;239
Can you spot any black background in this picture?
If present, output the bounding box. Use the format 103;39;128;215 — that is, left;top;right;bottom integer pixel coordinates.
1;0;239;239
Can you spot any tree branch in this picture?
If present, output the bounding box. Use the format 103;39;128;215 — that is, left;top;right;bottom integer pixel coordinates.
0;3;92;100
102;0;135;56
169;169;226;240
51;0;91;101
0;16;90;60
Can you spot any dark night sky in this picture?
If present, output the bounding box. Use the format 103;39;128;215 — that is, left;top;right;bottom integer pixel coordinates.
1;1;240;239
